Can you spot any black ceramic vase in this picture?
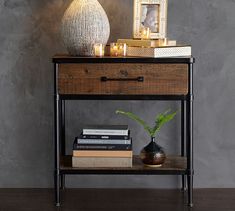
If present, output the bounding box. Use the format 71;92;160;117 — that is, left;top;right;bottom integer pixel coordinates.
140;137;166;167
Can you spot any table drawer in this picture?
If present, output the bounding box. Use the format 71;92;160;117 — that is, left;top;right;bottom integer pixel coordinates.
58;63;188;95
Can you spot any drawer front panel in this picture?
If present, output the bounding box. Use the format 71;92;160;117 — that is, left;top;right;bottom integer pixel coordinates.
58;63;188;95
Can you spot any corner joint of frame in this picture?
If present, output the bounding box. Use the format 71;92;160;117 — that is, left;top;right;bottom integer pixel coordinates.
190;57;195;64
186;169;194;176
54;169;60;175
190;95;194;102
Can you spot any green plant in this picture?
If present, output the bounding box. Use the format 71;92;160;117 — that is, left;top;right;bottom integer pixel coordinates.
116;109;177;138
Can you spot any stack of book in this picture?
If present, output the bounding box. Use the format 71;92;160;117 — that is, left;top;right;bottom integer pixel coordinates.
72;125;133;168
117;39;191;58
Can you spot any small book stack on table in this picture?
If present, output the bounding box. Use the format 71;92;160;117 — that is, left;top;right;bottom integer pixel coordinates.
72;125;133;168
117;39;192;58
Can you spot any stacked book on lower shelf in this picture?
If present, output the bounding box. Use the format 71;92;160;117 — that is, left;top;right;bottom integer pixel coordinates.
72;125;133;168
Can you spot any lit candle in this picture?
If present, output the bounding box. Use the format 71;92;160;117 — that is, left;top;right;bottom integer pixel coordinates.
141;27;151;40
110;43;119;56
93;43;104;57
118;43;127;56
110;43;127;57
162;38;168;46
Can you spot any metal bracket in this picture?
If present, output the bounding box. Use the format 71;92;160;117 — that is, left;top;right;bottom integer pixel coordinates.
190;95;194;102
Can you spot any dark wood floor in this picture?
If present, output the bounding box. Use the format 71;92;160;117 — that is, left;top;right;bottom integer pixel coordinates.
0;189;234;211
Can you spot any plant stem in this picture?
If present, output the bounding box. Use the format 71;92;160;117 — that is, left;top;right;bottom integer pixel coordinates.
151;137;155;142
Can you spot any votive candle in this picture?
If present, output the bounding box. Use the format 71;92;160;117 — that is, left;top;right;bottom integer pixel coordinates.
110;43;127;57
141;27;151;40
162;38;168;46
94;43;104;57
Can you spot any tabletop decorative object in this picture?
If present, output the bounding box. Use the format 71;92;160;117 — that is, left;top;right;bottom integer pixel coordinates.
93;43;105;57
141;27;151;40
133;0;168;39
61;0;110;56
110;43;127;57
116;109;177;167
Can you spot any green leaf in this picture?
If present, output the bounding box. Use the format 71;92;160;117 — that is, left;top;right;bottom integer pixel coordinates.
152;110;177;137
116;110;152;136
116;109;177;139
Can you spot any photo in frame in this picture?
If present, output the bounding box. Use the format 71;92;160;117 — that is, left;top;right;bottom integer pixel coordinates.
133;0;168;39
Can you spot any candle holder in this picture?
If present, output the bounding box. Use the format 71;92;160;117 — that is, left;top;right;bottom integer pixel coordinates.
161;38;168;46
93;43;105;57
141;27;151;40
110;43;127;57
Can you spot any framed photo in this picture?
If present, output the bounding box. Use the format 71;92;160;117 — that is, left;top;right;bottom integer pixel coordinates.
133;0;168;39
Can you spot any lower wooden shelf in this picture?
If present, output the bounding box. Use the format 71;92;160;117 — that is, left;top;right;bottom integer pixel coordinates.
60;155;187;175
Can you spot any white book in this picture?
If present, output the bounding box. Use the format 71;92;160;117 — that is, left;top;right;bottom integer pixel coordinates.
83;129;129;136
127;46;191;58
83;125;129;136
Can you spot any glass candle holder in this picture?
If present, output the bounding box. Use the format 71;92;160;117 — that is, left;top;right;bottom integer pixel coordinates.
118;43;127;56
110;43;119;57
93;43;105;57
162;38;168;46
110;43;127;57
141;27;151;40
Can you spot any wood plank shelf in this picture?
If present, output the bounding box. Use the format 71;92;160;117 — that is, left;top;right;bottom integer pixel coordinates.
60;155;187;175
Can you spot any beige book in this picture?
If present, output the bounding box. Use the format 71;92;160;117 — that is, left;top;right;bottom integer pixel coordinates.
73;150;133;158
117;39;177;48
72;157;133;168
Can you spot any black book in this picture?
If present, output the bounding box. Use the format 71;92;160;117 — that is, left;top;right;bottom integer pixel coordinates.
73;144;132;151
73;138;132;151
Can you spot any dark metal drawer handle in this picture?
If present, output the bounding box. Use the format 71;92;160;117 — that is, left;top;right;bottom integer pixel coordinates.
101;76;144;82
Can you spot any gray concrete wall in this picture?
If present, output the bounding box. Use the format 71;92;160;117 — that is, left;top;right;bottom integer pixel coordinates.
0;0;235;188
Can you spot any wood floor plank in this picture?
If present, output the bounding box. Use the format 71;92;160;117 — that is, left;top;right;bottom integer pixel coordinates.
0;189;234;211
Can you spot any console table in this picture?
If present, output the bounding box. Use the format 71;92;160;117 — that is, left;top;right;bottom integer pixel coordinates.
52;55;195;207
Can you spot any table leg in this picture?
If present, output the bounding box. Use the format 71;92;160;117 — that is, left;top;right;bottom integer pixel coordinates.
181;100;186;191
186;63;194;207
54;63;61;207
60;100;66;190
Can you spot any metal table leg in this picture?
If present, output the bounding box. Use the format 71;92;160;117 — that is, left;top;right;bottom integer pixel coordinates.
186;62;194;207
60;100;66;190
181;100;186;191
54;63;61;207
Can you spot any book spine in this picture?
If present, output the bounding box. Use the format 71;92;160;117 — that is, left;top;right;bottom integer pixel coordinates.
73;144;132;151
127;46;191;58
73;150;133;158
76;138;131;145
155;47;191;58
117;39;177;48
83;129;129;136
118;39;155;47
80;134;129;140
72;157;133;168
127;47;153;57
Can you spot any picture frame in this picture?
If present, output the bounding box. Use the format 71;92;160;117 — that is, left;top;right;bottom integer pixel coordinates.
133;0;168;39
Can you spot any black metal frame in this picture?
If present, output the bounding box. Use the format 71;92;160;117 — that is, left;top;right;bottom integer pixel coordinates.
53;57;194;207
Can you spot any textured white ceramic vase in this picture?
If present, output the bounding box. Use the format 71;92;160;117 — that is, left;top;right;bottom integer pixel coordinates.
61;0;110;56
